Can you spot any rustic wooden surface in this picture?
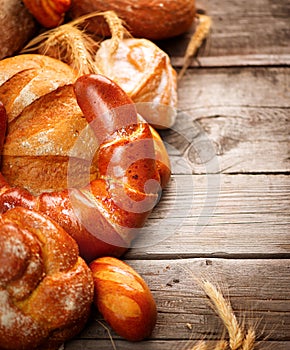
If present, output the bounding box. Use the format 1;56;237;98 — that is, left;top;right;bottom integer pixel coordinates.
65;0;290;349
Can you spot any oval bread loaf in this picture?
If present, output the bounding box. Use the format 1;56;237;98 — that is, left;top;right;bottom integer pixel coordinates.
90;257;157;341
69;0;196;40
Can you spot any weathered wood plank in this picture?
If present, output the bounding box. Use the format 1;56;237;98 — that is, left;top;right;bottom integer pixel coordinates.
160;67;290;174
126;174;290;259
171;54;290;69
158;0;290;67
65;258;290;348
65;340;290;350
177;67;290;109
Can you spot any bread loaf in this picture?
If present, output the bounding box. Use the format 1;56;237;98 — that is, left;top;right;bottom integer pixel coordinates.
0;54;82;194
90;257;157;341
0;206;94;350
0;0;38;60
69;0;196;40
95;38;177;129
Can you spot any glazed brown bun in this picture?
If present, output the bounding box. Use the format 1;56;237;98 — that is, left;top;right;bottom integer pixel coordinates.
0;206;94;350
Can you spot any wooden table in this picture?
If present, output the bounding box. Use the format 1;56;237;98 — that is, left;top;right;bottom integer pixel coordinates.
65;0;290;349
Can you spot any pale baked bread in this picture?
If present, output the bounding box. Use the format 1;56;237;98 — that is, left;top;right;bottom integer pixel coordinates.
95;38;177;129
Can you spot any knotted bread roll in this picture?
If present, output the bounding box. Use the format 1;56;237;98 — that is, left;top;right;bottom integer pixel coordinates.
0;206;94;350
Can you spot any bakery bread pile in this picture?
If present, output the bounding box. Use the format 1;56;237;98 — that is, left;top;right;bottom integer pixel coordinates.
0;0;198;347
0;66;169;348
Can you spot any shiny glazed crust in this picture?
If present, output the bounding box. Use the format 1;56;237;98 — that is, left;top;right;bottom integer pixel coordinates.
90;256;157;341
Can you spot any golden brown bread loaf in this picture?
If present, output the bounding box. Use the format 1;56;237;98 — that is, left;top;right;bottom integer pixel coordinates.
0;54;83;194
90;257;157;341
0;206;94;350
69;0;196;40
0;0;38;59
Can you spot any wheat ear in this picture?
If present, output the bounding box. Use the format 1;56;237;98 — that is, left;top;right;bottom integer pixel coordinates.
202;281;244;350
190;341;207;350
21;11;128;76
214;340;229;350
178;13;212;80
242;327;256;350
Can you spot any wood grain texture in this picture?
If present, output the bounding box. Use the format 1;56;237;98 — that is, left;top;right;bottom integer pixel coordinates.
159;67;290;174
65;340;290;350
126;174;290;259
65;258;290;348
158;0;290;67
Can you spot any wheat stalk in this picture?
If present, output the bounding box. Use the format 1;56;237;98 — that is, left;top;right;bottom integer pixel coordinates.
187;280;256;350
178;13;212;80
21;11;129;76
23;23;98;75
202;280;244;350
97;320;117;350
101;10;130;55
214;340;229;350
191;341;207;350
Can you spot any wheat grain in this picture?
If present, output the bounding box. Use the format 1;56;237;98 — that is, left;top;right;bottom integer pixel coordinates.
214;340;229;350
202;281;244;350
190;340;207;350
102;10;131;56
22;20;98;76
242;327;256;350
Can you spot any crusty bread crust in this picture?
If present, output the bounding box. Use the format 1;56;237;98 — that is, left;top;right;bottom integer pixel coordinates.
0;0;37;59
0;207;94;350
0;54;84;194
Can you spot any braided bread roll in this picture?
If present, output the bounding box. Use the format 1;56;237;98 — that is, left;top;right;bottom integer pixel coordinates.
0;206;94;350
0;55;171;262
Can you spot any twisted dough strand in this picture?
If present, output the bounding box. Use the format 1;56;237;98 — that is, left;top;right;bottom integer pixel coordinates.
0;206;94;350
0;74;170;262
